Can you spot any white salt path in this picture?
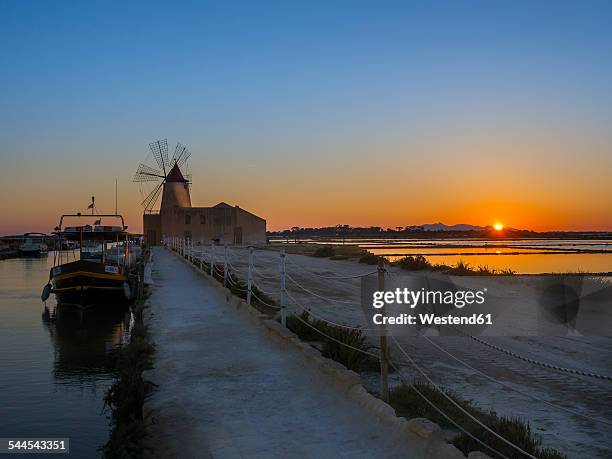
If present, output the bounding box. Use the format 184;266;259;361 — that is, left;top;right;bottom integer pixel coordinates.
145;248;424;458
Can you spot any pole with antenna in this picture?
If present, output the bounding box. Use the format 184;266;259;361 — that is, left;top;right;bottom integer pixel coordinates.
115;178;118;215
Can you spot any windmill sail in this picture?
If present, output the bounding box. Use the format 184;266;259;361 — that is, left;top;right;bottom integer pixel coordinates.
141;182;164;211
149;139;169;175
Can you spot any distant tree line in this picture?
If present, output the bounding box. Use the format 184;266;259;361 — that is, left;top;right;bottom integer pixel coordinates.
267;224;610;240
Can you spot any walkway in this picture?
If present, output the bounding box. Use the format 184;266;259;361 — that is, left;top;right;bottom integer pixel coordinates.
145;248;423;458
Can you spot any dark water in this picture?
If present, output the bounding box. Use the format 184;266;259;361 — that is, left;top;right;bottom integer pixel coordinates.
0;254;131;458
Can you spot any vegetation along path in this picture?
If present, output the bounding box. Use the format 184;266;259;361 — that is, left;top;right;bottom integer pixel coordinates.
145;247;425;458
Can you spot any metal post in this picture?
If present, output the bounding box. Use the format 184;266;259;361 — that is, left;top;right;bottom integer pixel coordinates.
223;243;228;287
210;241;215;276
199;241;203;270
189;238;193;263
378;259;389;402
247;247;253;305
280;250;286;327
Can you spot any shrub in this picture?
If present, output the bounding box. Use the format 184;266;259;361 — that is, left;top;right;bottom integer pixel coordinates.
318;323;379;372
395;255;431;271
286;311;378;372
313;246;336;258
286;311;321;341
359;253;381;265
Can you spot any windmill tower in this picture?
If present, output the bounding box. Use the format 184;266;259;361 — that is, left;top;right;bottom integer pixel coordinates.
133;139;192;211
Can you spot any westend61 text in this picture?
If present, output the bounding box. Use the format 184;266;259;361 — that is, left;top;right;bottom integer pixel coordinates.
372;313;493;326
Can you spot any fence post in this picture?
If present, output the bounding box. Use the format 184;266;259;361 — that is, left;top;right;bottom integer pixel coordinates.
378;259;389;403
247;247;253;306
223;243;228;287
210;241;215;276
280;250;286;327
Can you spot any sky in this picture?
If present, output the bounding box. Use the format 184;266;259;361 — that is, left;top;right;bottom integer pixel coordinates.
1;0;611;233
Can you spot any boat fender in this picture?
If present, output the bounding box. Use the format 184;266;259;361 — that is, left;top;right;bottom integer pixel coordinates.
41;283;52;302
123;282;131;299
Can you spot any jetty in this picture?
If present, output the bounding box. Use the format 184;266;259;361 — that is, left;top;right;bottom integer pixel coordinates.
144;247;437;458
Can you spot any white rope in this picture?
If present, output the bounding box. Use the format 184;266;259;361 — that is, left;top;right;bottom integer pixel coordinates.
250;290;280;309
226;258;247;277
226;272;248;291
422;336;612;427
285;273;357;305
391;336;537;459
388;360;509;459
290;308;380;359
470;336;612;381
286;256;378;279
286;291;367;331
252;265;278;280
250;280;277;297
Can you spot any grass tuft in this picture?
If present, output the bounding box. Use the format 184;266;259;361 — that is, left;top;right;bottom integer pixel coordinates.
390;382;565;459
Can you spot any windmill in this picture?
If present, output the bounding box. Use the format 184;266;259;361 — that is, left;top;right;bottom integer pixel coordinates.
133;139;192;211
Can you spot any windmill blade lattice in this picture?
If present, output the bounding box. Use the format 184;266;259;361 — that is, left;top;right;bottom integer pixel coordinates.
172;142;191;168
149;139;169;175
141;183;164;211
133;163;164;182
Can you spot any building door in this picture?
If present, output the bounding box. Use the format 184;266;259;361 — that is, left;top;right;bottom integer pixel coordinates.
233;226;242;245
147;230;157;245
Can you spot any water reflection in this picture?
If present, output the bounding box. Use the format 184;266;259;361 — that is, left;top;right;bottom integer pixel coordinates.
42;304;131;382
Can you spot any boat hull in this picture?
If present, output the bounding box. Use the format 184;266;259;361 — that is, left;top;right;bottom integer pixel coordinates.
50;260;130;307
19;248;48;257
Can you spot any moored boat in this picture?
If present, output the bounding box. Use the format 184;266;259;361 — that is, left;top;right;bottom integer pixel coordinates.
42;213;141;308
18;238;48;256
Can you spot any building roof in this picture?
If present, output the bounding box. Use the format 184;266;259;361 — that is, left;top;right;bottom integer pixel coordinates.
166;163;188;183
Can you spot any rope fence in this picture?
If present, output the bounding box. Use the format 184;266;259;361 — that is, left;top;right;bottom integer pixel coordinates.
162;235;609;457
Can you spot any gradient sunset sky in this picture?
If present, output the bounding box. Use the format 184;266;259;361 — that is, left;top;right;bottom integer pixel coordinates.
1;1;611;234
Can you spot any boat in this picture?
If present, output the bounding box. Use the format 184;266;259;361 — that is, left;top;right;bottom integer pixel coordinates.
42;213;141;308
18;238;48;256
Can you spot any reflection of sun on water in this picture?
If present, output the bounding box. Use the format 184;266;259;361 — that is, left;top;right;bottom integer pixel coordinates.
493;222;504;231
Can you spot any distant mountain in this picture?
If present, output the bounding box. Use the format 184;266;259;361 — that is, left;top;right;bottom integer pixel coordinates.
407;222;487;232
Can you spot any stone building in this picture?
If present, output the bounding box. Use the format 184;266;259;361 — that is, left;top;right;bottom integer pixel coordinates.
143;163;266;245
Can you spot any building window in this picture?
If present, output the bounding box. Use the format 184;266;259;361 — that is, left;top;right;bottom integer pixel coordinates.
200;214;206;224
185;214;191;224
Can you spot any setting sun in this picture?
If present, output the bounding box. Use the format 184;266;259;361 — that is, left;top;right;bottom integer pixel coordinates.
493;223;504;231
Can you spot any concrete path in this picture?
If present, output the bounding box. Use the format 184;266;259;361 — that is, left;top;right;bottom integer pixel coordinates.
145;248;422;458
